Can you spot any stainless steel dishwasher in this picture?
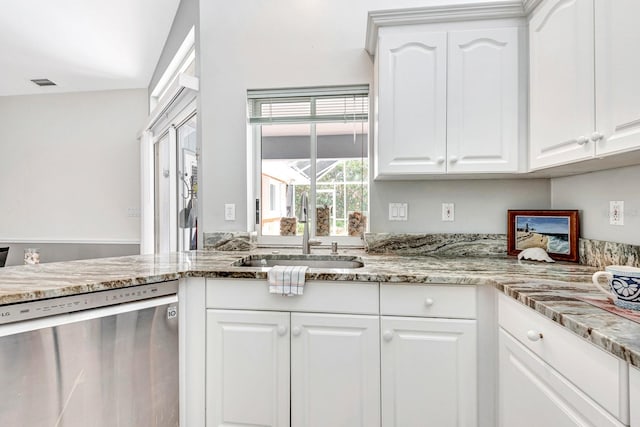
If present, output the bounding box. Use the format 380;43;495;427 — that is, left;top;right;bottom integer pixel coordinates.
0;281;179;427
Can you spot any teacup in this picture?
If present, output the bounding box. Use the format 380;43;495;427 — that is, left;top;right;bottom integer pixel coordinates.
592;265;640;311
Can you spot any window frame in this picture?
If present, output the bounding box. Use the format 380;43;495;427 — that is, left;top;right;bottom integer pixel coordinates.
248;86;370;248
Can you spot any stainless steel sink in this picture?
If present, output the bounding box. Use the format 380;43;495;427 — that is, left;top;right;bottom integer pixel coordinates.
232;254;364;269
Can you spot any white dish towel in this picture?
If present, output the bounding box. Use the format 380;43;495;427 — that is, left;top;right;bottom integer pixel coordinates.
268;265;308;296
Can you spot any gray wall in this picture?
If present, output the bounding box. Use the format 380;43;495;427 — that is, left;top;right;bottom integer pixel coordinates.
551;165;640;245
0;242;140;267
0;89;147;243
148;0;198;94
0;89;146;263
198;0;552;235
373;179;551;233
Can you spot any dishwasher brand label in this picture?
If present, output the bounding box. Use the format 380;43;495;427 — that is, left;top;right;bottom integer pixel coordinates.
167;305;178;320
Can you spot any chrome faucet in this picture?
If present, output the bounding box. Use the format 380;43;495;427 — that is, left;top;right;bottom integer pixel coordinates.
299;192;321;254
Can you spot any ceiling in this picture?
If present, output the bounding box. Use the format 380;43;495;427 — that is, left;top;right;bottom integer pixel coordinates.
0;0;180;96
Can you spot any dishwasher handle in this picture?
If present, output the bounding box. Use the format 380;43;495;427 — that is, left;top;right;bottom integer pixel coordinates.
0;294;178;338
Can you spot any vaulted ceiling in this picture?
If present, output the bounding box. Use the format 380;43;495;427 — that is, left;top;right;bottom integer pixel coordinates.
0;0;180;96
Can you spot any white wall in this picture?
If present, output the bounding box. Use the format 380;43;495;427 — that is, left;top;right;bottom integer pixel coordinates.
199;0;551;235
551;165;640;245
373;179;550;233
0;89;147;242
149;0;198;93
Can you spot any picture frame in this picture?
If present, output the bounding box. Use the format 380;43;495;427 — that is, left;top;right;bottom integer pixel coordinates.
507;210;580;262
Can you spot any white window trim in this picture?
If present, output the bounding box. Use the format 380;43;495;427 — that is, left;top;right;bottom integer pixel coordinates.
140;78;198;254
248;86;370;248
149;26;196;112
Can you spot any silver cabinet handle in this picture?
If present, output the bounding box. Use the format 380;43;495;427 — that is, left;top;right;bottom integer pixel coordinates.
436;156;445;164
527;330;543;342
449;156;458;163
577;136;589;145
277;325;288;336
424;298;434;307
383;331;394;342
591;132;604;142
292;326;302;337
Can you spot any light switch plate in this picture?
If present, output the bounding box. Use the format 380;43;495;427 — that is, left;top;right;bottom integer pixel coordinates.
610;201;624;225
442;203;455;221
389;203;408;221
225;204;236;221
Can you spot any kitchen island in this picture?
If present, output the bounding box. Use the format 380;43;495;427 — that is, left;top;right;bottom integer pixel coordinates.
1;250;639;426
0;249;638;366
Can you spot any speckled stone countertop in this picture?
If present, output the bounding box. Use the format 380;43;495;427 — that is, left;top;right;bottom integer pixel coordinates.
1;249;639;368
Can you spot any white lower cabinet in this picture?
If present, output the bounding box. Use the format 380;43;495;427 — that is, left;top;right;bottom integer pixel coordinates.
632;366;640;427
196;280;635;427
380;316;477;427
206;310;290;427
498;293;628;427
291;313;380;427
498;329;624;427
206;307;379;427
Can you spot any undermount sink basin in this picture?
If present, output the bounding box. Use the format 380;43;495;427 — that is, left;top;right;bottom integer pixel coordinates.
232;254;365;269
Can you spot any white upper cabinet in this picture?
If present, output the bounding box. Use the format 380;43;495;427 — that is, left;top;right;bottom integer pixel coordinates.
529;0;595;169
594;0;640;157
529;0;640;170
376;29;448;176
372;17;525;179
447;27;522;173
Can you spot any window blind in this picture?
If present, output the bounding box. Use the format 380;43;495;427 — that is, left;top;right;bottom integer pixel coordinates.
248;85;369;125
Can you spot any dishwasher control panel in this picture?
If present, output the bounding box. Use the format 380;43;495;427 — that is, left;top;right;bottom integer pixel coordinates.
0;281;179;325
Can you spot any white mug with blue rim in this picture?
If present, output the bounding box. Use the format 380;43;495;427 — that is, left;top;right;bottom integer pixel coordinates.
592;265;640;311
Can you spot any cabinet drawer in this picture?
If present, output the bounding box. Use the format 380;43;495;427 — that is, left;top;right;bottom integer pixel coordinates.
499;329;625;427
206;279;379;315
498;293;628;423
380;284;476;319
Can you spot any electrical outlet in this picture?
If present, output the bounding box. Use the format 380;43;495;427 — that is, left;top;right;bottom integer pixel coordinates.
127;207;140;218
610;201;624;225
442;203;454;222
225;204;236;221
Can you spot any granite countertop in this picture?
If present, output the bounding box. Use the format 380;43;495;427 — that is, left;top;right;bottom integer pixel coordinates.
0;248;639;368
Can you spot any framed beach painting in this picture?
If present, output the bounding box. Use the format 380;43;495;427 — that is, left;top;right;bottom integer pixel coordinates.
507;210;580;262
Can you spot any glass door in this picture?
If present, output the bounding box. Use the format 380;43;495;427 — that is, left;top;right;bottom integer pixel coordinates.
153;113;198;254
154;133;175;254
177;115;198;251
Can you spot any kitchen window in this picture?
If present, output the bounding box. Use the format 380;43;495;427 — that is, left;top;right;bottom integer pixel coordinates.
248;86;369;245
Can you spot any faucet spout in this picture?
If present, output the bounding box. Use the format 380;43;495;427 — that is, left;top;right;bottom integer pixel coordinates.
299;192;319;254
300;192;309;223
300;192;310;254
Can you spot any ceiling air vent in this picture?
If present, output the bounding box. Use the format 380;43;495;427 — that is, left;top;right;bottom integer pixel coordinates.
30;78;56;87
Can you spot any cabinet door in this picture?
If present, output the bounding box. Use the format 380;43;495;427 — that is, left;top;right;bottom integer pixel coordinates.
376;28;447;176
447;27;521;173
381;316;477;427
291;313;380;427
529;0;595;169
631;366;640;427
595;0;640;156
206;310;290;427
498;329;624;427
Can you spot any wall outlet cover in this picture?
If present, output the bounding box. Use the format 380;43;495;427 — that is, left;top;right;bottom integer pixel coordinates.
442;203;454;221
609;201;624;226
225;203;236;221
